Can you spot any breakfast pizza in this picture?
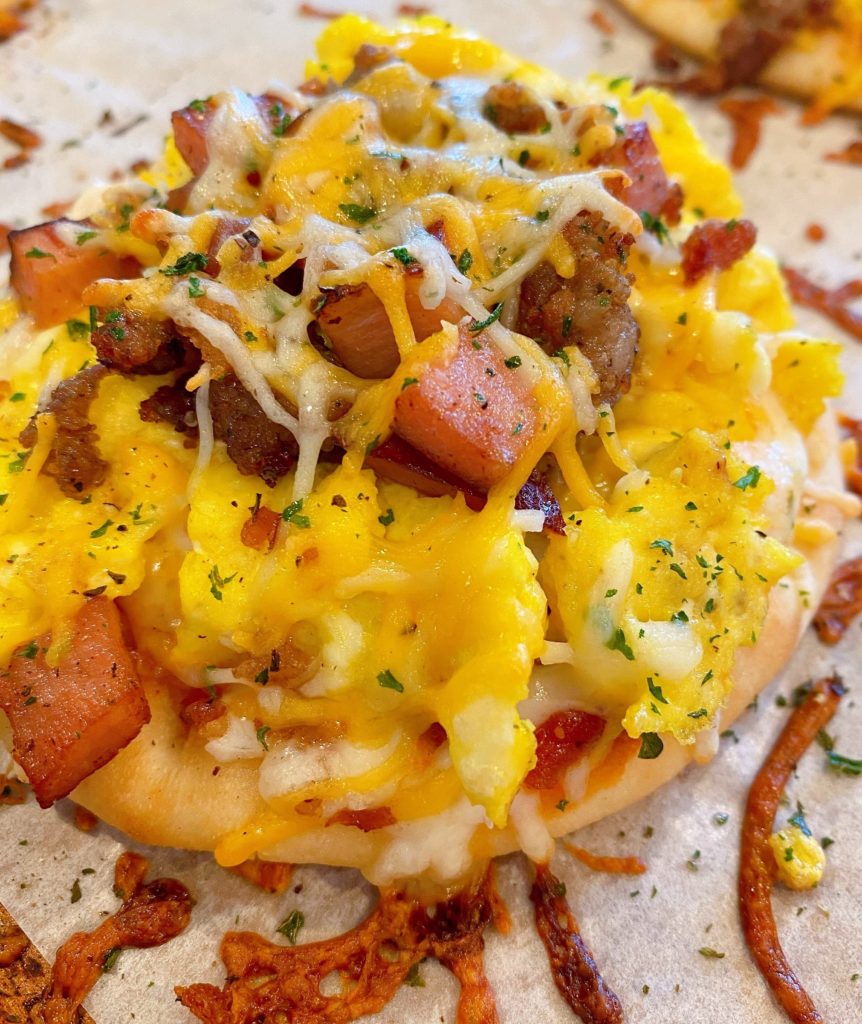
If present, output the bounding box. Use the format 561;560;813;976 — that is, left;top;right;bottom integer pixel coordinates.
0;16;857;1009
615;0;862;121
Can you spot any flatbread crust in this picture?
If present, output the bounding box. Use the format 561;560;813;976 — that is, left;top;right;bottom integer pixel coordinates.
72;409;854;880
614;0;862;113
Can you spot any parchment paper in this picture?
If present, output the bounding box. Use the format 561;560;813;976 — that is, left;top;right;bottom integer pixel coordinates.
0;1;860;1021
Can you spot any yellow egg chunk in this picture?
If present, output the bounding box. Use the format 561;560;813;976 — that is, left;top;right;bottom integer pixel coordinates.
769;826;826;891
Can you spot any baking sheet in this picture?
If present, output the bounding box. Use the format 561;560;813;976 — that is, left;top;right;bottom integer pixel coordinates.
1;1;861;1020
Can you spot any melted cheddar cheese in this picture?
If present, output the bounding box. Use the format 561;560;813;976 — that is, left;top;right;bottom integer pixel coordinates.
0;16;846;876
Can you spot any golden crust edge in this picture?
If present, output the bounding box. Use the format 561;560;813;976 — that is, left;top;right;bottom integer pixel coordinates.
612;0;862;113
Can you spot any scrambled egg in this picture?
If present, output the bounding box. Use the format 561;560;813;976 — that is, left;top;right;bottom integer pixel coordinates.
0;15;844;859
769;825;826;891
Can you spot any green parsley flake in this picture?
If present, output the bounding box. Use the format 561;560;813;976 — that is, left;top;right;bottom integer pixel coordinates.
378;508;395;527
401;376;419;390
276;908;305;943
605;627;635;661
638;733;664;760
457;249;473;274
339;203;377;224
256;725;271;751
698;948;725;960
282;500;311;529
469;302;504;334
208;564;237;601
160;252;208;277
90;519;113;539
647;677;668;705
76;231;97;246
504;355;522;369
389;246;417;266
733;466;762;490
188;276;205;298
377;669;404;693
25;247;52;259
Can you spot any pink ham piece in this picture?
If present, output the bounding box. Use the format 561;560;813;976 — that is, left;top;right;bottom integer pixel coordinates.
0;598;150;808
9;220;140;329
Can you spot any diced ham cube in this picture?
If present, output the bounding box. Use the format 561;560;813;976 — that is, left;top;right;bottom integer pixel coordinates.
0;598;150;808
9;220;140;329
318;277;464;379
392;324;540;490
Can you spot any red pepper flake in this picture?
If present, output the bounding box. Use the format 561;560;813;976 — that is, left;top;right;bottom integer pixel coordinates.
588;8;616;35
718;97;782;170
804;223;826;243
825;140;862;166
739;675;844;1024
228;860;294;894
0;117;41;150
531;864;623;1024
325;806;397;831
812;554;862;645
564;842;647;876
296;1;344;17
782;266;862;342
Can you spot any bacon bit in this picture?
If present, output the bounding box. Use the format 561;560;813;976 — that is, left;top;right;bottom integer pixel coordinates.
0;11;25;41
531;865;623;1024
525;710;605;791
113;850;149;901
0;117;41;150
43;851;192;1024
782;266;862;343
681;218;757;285
599;121;683;225
0;774;27;805
366;434;487;511
396;3;430;14
588;8;615;35
41;199;73;219
564;843;647;876
740;675;845;1024
296;1;344;17
812;555;862;645
177;867;499;1024
839;413;862;497
652;40;682;73
180;694;227;729
228;860;294;894
718;97;782;170
804;223;826;243
326;806;397;832
515;472;566;535
73;805;99;832
241;503;281;552
0;1;36;44
3;151;28;170
825;140;862;165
